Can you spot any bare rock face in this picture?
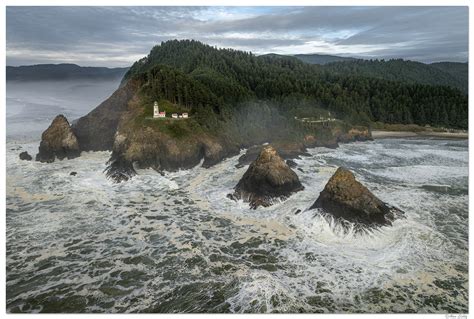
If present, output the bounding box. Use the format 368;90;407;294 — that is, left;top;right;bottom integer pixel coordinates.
36;115;81;163
72;79;140;151
310;167;403;226
337;126;373;143
228;145;304;209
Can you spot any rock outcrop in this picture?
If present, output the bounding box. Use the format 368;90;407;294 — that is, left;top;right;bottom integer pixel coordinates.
236;142;309;168
36;115;81;163
19;151;32;161
228;146;304;209
310;167;403;226
104;128;240;183
337;126;373;143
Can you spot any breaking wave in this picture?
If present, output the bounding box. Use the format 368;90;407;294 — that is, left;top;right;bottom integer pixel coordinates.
6;138;468;313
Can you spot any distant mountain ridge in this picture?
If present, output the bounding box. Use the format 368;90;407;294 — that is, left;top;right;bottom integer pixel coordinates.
259;53;356;65
293;53;357;65
6;63;129;81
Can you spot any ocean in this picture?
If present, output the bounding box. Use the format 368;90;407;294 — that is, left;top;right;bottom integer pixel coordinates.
6;80;468;313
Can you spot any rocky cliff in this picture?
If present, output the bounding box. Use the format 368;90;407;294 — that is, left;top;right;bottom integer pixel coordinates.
72;79;140;151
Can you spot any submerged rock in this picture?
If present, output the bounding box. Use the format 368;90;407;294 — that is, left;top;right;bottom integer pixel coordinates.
70;171;77;176
19;151;32;161
228;145;304;209
36;115;81;163
310;167;403;226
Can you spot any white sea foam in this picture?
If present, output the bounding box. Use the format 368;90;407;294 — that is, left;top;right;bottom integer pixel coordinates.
6;136;468;313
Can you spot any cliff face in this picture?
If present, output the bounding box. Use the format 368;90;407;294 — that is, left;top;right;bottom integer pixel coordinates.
72;79;140;151
36;115;81;163
229;146;304;208
103;94;241;182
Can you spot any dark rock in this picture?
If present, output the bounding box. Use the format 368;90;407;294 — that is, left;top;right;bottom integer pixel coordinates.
295;209;302;215
104;152;136;183
286;159;297;168
19;151;32;161
70;172;77;176
201;137;240;168
229;145;304;209
35;115;81;163
310;167;403;226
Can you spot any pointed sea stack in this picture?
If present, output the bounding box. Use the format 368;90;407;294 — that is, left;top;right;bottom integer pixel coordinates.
36;115;81;163
310;167;403;226
228;145;304;209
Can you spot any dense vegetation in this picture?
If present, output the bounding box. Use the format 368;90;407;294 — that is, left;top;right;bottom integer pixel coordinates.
124;40;468;129
430;62;468;93
321;59;468;94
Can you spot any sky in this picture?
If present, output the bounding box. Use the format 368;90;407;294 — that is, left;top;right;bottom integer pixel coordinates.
6;6;469;67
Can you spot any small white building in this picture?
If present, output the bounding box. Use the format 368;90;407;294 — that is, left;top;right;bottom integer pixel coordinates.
172;113;178;119
182;113;189;118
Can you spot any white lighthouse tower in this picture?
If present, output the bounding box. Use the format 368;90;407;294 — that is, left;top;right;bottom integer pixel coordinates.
153;101;166;118
153;101;159;118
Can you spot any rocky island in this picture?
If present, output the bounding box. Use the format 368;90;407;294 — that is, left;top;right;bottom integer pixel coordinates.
310;167;404;226
228;145;304;208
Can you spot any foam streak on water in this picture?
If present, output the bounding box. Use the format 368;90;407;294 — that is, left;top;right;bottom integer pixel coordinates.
6;138;468;313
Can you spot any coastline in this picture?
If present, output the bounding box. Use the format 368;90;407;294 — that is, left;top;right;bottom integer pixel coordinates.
371;130;468;139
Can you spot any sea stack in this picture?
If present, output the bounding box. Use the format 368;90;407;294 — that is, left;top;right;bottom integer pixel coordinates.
19;151;32;161
36;115;81;163
228;145;304;209
310;167;403;226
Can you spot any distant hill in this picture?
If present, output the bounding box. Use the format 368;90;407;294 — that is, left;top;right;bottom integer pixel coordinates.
320;59;468;94
6;63;129;81
293;53;357;65
430;62;468;93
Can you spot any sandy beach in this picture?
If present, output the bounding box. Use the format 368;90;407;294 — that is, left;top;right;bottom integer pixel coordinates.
371;130;469;139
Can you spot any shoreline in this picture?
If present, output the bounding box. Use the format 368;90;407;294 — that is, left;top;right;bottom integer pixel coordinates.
371;130;468;139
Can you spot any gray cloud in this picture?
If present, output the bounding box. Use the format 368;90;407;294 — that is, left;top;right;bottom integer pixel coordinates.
6;6;468;67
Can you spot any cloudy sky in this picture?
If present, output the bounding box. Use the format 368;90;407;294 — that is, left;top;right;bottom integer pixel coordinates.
6;6;468;67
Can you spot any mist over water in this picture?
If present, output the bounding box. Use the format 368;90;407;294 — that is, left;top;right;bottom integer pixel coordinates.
6;81;468;313
6;79;121;141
